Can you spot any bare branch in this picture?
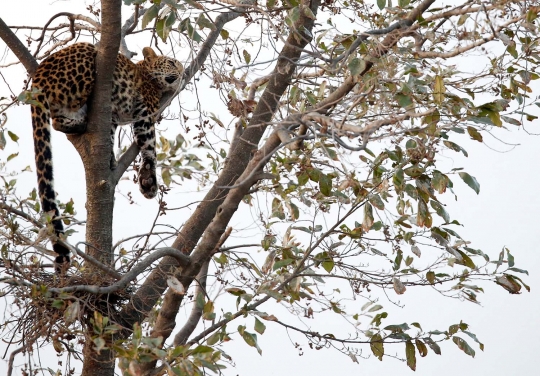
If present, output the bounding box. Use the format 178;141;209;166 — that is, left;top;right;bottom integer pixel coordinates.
415;14;523;58
303;108;436;135
7;346;24;376
0;17;38;75
46;247;190;295
172;260;210;346
33;12;101;58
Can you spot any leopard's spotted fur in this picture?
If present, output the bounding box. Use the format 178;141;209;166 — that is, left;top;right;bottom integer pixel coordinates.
30;42;183;267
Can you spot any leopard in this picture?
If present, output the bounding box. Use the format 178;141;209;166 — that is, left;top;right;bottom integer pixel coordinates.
30;42;184;268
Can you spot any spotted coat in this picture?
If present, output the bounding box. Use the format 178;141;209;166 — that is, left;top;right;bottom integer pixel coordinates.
30;42;184;266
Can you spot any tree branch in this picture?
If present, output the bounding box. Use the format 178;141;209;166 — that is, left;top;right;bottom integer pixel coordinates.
0;17;38;75
47;247;190;295
79;1;123;375
172;259;210;346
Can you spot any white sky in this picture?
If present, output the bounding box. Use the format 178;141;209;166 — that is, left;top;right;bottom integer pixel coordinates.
1;1;539;375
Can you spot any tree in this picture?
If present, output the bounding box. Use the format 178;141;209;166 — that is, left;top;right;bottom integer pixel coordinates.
0;0;537;375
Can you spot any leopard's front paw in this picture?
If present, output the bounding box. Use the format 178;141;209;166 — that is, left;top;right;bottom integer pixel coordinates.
138;162;158;199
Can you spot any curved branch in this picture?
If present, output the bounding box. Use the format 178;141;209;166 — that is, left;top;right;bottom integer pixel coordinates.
0;17;38;75
33;12;101;58
172;260;210;346
7;346;24;376
47;247;191;295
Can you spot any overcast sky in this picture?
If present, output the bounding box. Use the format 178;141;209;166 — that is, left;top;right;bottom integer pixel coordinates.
1;1;539;375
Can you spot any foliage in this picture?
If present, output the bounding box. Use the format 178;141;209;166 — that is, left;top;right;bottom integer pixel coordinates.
0;0;538;375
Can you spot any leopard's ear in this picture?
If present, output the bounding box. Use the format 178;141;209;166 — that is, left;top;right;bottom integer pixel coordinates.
142;47;158;60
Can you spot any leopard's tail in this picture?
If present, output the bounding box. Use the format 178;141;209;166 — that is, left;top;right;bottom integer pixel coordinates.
31;95;70;267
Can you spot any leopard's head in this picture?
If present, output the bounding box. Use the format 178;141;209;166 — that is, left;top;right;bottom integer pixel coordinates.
140;47;184;91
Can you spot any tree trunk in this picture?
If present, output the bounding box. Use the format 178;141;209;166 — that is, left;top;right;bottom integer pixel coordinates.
78;1;122;375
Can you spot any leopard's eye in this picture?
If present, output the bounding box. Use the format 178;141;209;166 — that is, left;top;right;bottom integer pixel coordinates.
165;75;177;84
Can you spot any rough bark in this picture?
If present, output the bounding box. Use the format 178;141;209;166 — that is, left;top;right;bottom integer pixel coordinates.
77;1;122;375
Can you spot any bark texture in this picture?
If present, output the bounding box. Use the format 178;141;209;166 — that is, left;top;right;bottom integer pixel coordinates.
78;1;122;375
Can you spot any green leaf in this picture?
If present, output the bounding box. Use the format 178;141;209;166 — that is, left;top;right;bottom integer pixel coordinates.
273;258;293;270
179;18;202;42
404;165;424;178
226;287;246;296
417;198;432;228
507;267;529;275
319;173;332;196
501;115;521;126
242;331;262;355
302;5;316;19
93;337;106;353
162;168;172;187
415;339;428;357
430;200;449;223
286;6;301;27
395;93;413;108
322;257;334;273
505;247;514;267
254;318;266;334
370;333;384;360
271;198;285;220
406;341;416;371
431;171;449;194
443;140;468;157
196;13;216;30
452;336;475;357
377;0;386;10
423;337;441;355
458;172;480;194
384;323;410;332
348;58;366;76
393;250;403;271
0;131;6;150
206;332;220;345
369;194;385;210
433;75;446;104
7;131;19;143
371;312;388;326
191;345;213;355
141;5;159;29
426;271;435;284
467;127;483;142
243;50;251;64
455;250;476;269
297;171;309;186
362;202;374;231
287;201;300;221
463;331;484;351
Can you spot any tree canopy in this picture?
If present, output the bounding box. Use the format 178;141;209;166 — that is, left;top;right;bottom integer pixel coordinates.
0;0;537;375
